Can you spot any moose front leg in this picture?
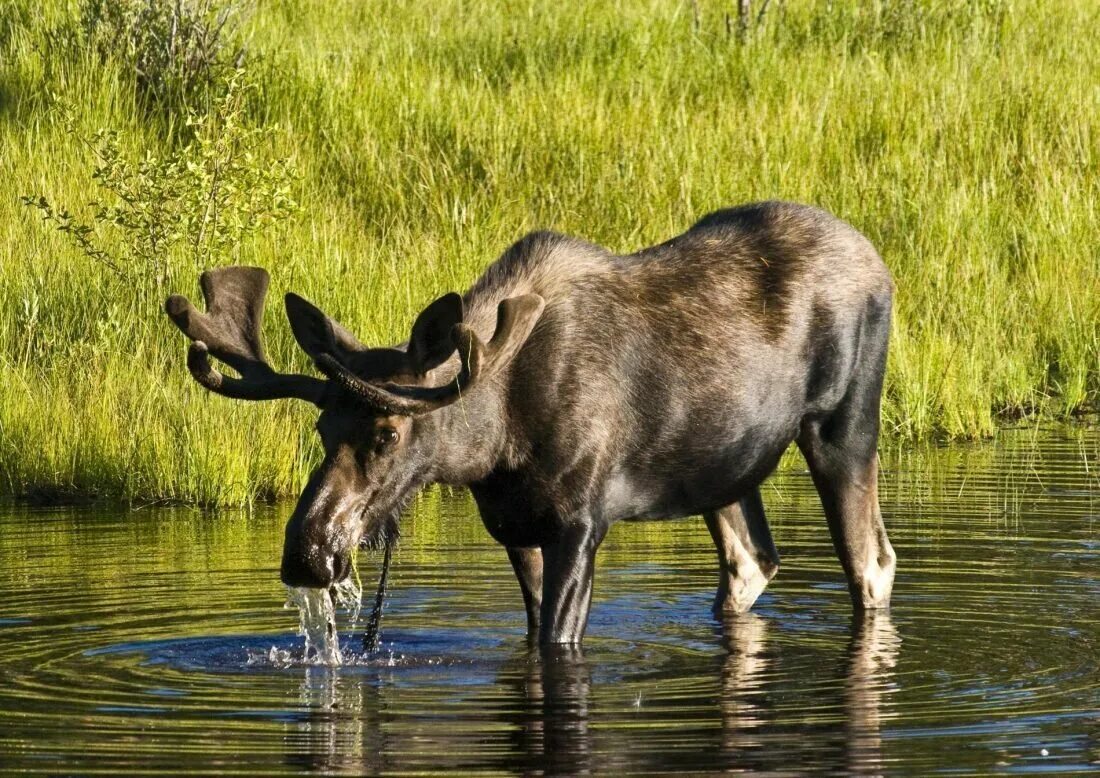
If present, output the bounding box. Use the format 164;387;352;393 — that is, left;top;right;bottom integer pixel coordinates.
704;488;780;615
539;520;607;645
506;546;543;641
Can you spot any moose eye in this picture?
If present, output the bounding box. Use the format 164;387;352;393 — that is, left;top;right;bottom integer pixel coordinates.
377;428;400;448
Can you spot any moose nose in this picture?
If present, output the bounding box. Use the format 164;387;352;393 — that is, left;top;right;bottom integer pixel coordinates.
280;543;347;588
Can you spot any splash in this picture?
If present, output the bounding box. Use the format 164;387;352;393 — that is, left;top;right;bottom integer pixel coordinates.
332;574;364;626
285;575;362;666
279;543;394;666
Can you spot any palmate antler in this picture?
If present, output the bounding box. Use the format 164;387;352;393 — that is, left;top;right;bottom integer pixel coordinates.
165;267;328;404
166;266;545;416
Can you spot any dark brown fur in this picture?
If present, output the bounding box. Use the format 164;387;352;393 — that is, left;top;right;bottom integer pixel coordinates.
167;200;898;646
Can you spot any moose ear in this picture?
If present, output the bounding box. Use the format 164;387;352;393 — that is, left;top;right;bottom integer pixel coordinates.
407;292;464;372
285;293;366;363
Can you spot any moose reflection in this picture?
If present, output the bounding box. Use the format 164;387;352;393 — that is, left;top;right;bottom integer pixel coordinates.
282;614;899;774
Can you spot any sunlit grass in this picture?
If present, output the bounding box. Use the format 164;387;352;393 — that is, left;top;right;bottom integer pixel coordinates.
0;0;1096;503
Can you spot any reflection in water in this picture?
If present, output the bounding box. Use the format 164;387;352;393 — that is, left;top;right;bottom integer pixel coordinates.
280;615;903;776
713;613;901;775
521;646;593;776
0;427;1096;773
845;612;901;776
717;613;771;757
283;645;597;776
290;668;377;774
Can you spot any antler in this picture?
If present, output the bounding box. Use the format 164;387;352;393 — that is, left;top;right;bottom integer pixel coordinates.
314;294;545;416
165;267;328;404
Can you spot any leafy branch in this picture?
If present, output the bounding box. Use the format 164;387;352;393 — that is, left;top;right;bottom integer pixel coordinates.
23;71;300;299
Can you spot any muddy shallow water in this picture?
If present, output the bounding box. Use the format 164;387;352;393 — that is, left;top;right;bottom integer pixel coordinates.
0;427;1097;775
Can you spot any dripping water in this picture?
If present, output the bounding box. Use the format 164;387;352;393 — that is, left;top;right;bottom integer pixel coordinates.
283;541;394;665
362;540;394;653
285;575;362;665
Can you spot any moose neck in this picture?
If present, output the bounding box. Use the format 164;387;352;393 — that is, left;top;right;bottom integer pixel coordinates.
425;374;511;486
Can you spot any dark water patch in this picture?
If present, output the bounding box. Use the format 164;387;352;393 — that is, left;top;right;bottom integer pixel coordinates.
91;629;501;675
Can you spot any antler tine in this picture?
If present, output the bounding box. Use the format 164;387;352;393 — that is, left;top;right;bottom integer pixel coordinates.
315;294;544;416
165;267;327;405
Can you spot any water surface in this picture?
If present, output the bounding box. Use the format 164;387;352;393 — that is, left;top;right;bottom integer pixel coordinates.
0;427;1097;774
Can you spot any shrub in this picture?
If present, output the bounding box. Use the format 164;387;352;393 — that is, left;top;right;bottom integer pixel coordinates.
22;71;299;301
80;0;248;113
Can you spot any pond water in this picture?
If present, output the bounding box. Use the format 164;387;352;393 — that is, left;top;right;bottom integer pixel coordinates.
0;427;1097;775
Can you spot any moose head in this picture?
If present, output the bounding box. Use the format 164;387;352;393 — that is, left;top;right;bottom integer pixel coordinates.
165;266;543;588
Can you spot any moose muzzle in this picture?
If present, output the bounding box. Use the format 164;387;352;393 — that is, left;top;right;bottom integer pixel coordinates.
280;528;350;588
279;466;360;588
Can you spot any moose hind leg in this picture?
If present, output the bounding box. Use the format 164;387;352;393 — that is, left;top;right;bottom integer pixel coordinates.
800;444;896;609
506;546;543;640
798;293;896;610
704;488;780;615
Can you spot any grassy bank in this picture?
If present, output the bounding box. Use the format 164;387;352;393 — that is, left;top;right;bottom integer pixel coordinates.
0;0;1097;504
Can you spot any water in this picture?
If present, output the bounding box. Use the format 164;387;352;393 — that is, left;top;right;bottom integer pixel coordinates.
0;427;1096;774
284;576;363;666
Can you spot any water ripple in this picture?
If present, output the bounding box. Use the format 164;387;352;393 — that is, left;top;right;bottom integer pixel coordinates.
0;427;1096;774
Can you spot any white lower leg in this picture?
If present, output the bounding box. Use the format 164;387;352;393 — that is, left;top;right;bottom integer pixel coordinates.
706;499;780;616
716;539;778;614
854;537;895;609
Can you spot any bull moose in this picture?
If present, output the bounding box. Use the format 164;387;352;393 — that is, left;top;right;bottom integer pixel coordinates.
165;201;897;645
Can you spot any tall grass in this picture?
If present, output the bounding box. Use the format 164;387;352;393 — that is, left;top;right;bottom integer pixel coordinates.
0;0;1096;504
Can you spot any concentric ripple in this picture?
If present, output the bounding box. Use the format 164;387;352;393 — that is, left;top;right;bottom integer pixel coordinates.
0;426;1097;775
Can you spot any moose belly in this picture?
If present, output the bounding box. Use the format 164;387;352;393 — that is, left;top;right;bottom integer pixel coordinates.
602;471;743;521
601;438;791;522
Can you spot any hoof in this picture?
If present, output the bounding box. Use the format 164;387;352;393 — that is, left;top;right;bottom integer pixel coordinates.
712;561;776;616
853;549;896;610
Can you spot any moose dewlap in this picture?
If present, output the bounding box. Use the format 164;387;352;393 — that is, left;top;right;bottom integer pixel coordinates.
165;200;897;646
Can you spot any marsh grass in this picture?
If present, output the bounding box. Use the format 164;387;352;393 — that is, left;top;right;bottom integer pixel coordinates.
1;0;1097;504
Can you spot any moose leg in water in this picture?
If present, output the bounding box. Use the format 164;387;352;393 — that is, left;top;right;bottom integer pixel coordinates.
797;295;896;609
704;488;780;615
801;451;895;609
539;520;607;645
506;546;543;640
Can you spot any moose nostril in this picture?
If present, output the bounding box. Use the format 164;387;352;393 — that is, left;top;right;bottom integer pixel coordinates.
330;554;350;583
279;534;350;588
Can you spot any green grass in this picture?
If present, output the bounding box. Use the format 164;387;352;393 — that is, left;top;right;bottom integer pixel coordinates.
0;0;1097;504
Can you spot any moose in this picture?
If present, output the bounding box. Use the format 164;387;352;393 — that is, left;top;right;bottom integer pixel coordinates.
165;201;897;646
